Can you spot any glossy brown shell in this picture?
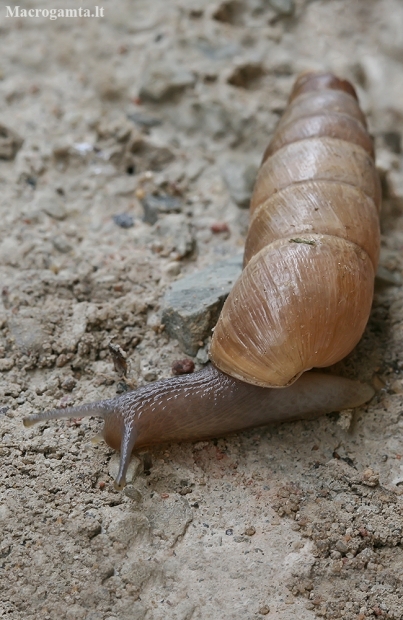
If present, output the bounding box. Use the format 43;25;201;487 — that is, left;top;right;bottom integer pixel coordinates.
210;72;380;388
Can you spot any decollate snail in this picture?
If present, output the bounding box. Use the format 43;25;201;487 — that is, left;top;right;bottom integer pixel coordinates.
23;72;380;488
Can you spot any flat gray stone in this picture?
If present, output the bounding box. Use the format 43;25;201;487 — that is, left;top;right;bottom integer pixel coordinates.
161;253;243;355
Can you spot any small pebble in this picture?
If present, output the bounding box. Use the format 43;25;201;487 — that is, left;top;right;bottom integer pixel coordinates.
361;468;379;487
335;540;349;554
171;359;195;375
61;376;77;392
196;347;209;365
162;261;181;277
244;526;256;536
116;381;129;394
56;353;72;368
258;605;270;615
113;213;134;228
211;222;230;234
108;343;128;377
52;234;72;253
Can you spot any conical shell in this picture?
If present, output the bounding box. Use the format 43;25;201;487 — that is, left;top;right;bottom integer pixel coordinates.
210;72;380;388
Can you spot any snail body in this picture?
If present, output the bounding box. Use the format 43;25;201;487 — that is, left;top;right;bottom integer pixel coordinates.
24;72;380;488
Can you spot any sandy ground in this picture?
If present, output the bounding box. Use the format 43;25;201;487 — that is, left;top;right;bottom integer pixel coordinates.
1;1;403;618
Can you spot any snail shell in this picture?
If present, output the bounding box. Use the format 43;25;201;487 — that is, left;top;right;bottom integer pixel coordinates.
210;72;380;388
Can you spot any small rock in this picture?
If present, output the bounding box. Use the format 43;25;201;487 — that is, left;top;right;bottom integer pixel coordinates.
220;158;258;207
269;0;294;16
196;347;209;365
147;313;163;333
154;213;194;258
108;343;128;377
116;381;129;394
211;221;230;234
113;213;134;229
361;468;379;487
161;253;242;355
171;359;195;375
139;61;195;103
336;409;353;430
56;353;73;367
244;526;256;536
61;376;77;392
162;261;181;277
142;194;182;225
258;605;270;615
0;123;23;160
335;539;349;554
52;234;72;253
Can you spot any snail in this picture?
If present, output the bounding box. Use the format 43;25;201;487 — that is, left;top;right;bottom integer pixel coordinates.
23;72;380;489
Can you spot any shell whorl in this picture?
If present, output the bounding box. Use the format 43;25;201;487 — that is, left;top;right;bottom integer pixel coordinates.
210;72;380;388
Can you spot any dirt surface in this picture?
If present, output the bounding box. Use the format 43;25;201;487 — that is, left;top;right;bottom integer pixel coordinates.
1;1;403;619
